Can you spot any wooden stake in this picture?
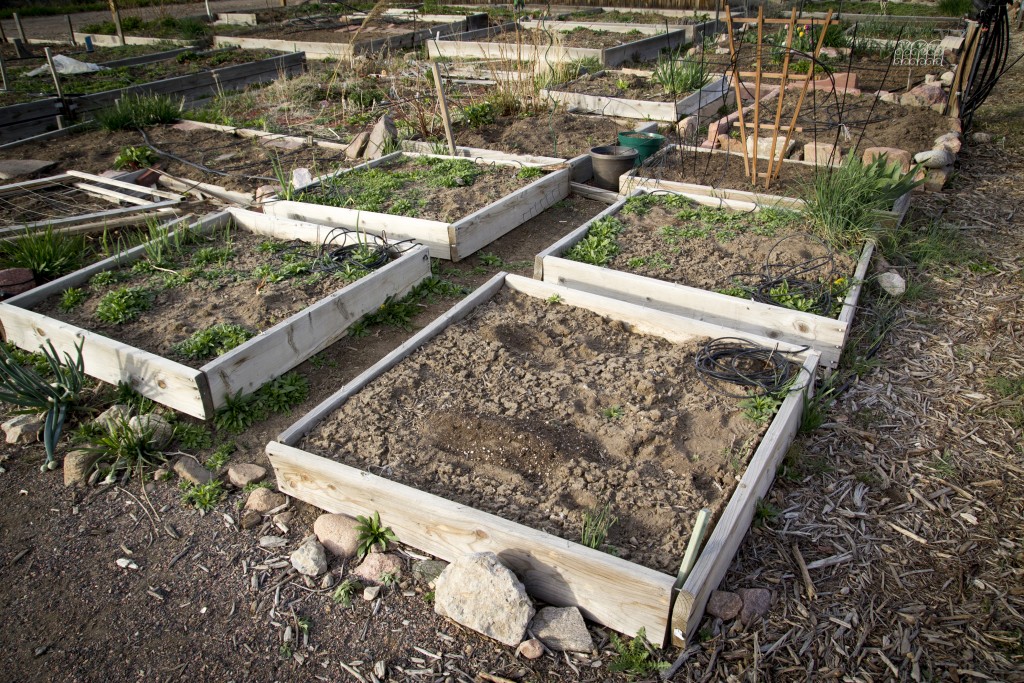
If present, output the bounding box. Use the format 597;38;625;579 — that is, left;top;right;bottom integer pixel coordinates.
65;14;75;45
44;47;65;101
13;13;27;44
430;62;457;155
0;50;8;92
674;509;711;590
0;17;6;43
724;6;750;178
108;0;125;46
763;8;797;190
204;0;212;19
751;5;764;186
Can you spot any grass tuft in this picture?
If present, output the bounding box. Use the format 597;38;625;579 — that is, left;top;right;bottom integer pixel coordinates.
95;94;182;132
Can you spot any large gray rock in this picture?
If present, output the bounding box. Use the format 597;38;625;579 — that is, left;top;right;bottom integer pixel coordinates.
3;414;42;444
352;551;402;584
364;115;398;159
290;538;328;577
245;487;287;513
877;271;907;297
529;606;593;653
706;590;742;621
128;413;173;449
412;559;448;586
914;148;955;169
227;463;267;488
313;512;361;558
434;552;534;647
0;159;58;180
173;457;213;485
93;404;131;431
344;131;369;160
64;449;104;487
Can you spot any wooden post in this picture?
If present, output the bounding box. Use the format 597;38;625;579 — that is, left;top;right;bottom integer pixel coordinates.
44;47;65;101
108;0;125;46
724;6;750;178
13;13;27;44
65;14;75;45
0;17;7;43
0;49;8;92
763;8;797;190
751;5;764;186
204;0;212;19
431;62;457;155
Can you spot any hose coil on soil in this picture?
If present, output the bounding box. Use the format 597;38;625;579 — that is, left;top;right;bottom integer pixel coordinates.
694;337;808;398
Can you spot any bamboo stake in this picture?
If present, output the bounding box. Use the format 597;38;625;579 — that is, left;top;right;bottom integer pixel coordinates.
0;49;8;92
674;509;711;590
751;5;764;186
430;62;457;155
108;0;125;46
724;5;750;178
65;15;75;45
13;13;26;44
771;11;835;184
764;8;797;190
44;48;65;101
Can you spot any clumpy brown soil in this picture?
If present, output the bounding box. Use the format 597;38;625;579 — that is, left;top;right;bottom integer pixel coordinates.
559;10;701;24
35;228;370;366
296;155;543;223
638;147;818;197
562;71;687;102
602;196;858;309
0;123;355;194
305;289;764;574
478;26;655;49
455;112;655;158
218;17;443;42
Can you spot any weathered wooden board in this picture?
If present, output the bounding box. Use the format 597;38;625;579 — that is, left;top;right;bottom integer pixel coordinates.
542;74;730;122
270;272;815;644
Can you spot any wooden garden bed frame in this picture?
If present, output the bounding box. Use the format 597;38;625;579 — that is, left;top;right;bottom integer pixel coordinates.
0;171;183;237
267;272;819;646
621;144;913;228
533;188;873;369
0;209;431;418
540;71;731;122
262;151;572;261
426;22;691;68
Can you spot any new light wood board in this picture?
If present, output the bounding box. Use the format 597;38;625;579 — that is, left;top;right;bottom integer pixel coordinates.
0;210;431;418
262;152;571;261
269;272;814;645
535;190;872;369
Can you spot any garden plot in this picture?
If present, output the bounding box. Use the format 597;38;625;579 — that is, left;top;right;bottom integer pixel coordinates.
535;191;873;369
0;171;182;236
263;151;571;261
268;273;818;645
427;22;691;68
0;209;430;418
540;68;731;122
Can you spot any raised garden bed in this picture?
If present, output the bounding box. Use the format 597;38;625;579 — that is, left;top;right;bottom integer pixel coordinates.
534;189;873;368
0;209;431;418
540;69;731;122
427;22;691;68
263;151;571;260
267;272;819;645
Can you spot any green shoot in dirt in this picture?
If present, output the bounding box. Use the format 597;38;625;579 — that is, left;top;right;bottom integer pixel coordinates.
355;511;398;558
516;166;543;180
332;579;362;607
172;323;255;361
0;227;85;281
546;293;562;304
754;498;781;527
95;93;182;131
0;340;86;470
204;441;235;470
181;479;226;512
89;414;168;481
174;422;212;450
740;392;783;424
608;628;668;676
565;216;625;266
581;503;617;550
653;57;709;95
95;286;154;325
59;287;88;312
478;252;503;267
601;405;624;420
114;145;157;170
213;372;308;433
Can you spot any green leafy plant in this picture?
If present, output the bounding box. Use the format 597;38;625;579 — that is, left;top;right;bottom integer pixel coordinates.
332;579;362;607
172;323;255;361
95;94;182;132
212;372;308;433
258;372;309;413
456;101;495;128
95;286;153;324
181;479;225;512
740;392;783;424
355;511;398;558
478;252;503;267
608;628;668;676
546;293;562;304
581;503;617;549
565;216;625;266
601;405;624;420
653;58;710;95
90;270;122;288
204;440;235;470
213;390;268;434
174;422;212;450
754;498;781;527
114;145;157;170
0;340;86;469
59;287;88;311
0;227;85;281
89;414;168;481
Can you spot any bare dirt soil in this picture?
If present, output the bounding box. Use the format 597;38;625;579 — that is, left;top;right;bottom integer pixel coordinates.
563;70;688;102
455;111;657;158
477;26;655;49
638;147;818;197
305;288;763;574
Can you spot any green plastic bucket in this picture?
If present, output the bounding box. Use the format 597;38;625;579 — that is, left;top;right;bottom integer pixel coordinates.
617;131;665;163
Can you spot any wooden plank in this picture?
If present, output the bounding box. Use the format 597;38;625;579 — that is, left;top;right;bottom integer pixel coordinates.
450;168;570;261
65;170;182;200
520;19;671;35
0;199;182;235
400;140;564;166
533;193;635;279
0;304;207;417
268;440;676;641
278;272;508;445
837;239;874;328
71;182;156;206
212;35;353;60
203;243;431;407
569;181;619;204
541;257;845;367
671;352;820;645
156;174;253;206
99;46;195;68
0;173;73;197
541;87;680;122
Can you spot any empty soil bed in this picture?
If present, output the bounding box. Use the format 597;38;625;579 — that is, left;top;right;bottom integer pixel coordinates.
478;26;655;49
559;9;700;24
34;227;378;367
455;111;652;158
218;19;439;42
303;288;769;575
294;155;544;222
0;123;354;194
561;71;692;101
637;147;817;197
581;193;858;316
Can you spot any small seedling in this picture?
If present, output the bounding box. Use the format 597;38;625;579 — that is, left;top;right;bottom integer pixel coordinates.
545;293;562;304
243;480;273;495
516;166;543;180
601;405;624;420
740;392;782;425
113;146;157;170
172;323;254;361
213;390;268;434
332;579;362;607
608;628;668;676
204;441;236;470
581;503;617;550
478;252;503;267
565;216;625;266
380;571;398;587
355;511;398;558
753;498;781;527
59;287;87;312
181;479;225;512
174;423;212;450
95;286;153;325
89;415;167;481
